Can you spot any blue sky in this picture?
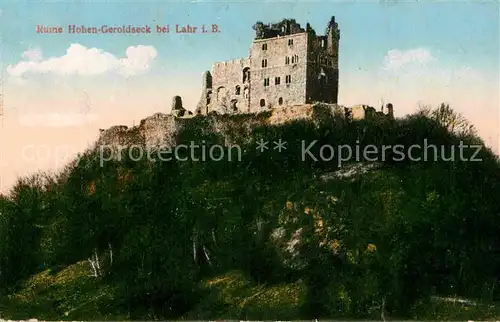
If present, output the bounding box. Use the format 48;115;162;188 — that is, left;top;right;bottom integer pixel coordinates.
2;1;498;76
0;0;499;193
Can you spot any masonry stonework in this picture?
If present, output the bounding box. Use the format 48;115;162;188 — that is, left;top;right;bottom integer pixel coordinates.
195;16;341;115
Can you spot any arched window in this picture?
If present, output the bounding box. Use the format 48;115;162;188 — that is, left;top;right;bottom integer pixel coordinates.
242;67;250;83
217;86;226;101
230;99;238;111
278;97;283;105
235;85;241;95
260;99;266;107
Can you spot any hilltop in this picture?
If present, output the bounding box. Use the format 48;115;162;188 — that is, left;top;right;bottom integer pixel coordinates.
1;103;500;320
96;103;392;149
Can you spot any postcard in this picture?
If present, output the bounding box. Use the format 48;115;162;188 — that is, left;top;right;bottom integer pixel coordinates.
0;1;499;321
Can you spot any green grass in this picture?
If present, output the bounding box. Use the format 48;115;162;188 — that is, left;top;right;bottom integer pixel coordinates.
0;264;307;320
185;270;306;320
0;261;126;320
2;261;500;320
411;297;500;320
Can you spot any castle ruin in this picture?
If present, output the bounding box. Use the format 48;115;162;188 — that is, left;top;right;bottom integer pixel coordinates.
195;16;340;114
99;16;394;150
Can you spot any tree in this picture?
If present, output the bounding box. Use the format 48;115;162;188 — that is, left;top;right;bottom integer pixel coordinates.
418;103;476;137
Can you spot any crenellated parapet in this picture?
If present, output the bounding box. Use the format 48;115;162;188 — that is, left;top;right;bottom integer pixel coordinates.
253;18;306;40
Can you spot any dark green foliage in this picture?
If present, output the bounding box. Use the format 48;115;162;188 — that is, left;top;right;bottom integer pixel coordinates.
1;104;499;319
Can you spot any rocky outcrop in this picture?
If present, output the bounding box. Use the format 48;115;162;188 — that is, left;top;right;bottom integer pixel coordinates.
269;227;307;270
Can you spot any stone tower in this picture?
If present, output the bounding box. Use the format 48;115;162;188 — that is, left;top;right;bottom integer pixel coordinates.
305;16;340;105
326;16;340;103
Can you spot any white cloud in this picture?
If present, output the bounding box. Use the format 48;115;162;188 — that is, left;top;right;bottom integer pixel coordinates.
7;43;157;77
21;48;43;62
383;47;435;70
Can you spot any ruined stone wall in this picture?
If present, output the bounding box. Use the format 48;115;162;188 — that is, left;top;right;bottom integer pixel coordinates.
97;103;394;161
249;32;308;112
209;58;251;113
98;104;333;153
351;105;368;120
140;113;180;148
254;19;305;40
97;113;182;156
98;125;134;147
